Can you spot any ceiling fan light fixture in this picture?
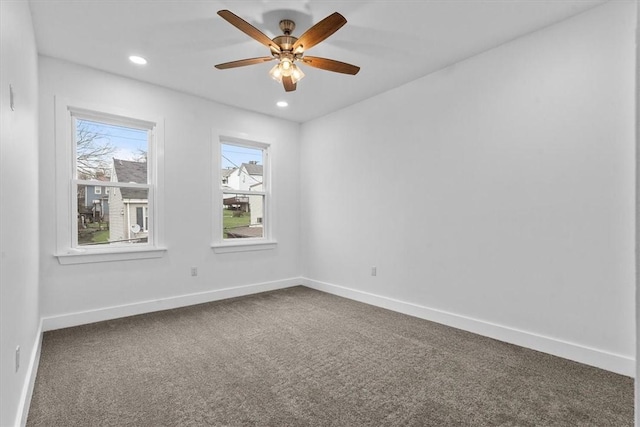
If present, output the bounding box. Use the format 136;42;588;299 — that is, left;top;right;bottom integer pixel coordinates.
281;58;292;71
269;63;283;82
290;64;305;84
269;60;305;84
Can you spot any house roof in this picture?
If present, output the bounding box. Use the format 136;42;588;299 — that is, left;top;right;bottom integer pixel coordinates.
222;168;236;178
113;158;148;200
113;158;146;183
242;162;263;176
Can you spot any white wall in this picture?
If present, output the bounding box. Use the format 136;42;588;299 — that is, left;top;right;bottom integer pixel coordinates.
38;57;301;325
0;1;41;425
301;1;636;376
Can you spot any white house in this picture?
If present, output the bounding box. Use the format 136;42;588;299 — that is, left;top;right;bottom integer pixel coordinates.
223;162;264;237
226;161;263;191
249;182;264;227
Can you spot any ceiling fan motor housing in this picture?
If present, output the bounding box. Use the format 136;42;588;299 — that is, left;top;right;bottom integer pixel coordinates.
273;19;298;53
272;35;298;52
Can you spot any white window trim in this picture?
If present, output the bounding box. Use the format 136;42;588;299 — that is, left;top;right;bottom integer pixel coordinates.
212;131;276;253
54;96;166;264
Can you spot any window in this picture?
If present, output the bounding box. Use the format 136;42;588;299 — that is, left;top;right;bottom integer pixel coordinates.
213;136;274;252
54;98;165;263
136;206;148;231
75;117;151;247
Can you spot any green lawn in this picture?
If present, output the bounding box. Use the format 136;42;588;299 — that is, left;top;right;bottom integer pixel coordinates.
223;209;250;236
91;229;110;243
78;221;109;245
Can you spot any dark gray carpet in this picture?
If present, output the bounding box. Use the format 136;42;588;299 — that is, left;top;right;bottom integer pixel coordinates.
27;286;633;426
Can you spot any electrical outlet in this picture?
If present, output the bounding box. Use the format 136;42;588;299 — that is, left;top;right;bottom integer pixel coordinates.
371;266;377;276
15;346;20;372
190;267;198;277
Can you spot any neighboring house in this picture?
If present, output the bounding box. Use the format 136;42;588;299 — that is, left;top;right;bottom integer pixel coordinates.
249;182;263;227
78;175;110;222
226;161;262;191
109;158;148;243
224;161;263;213
221;167;235;185
223;192;249;212
223;162;264;238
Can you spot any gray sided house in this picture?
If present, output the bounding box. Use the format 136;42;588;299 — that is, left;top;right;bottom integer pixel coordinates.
78;176;110;223
109;158;148;244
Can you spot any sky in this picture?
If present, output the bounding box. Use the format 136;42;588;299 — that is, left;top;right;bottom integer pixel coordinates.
221;143;262;170
77;120;263;174
78;119;148;163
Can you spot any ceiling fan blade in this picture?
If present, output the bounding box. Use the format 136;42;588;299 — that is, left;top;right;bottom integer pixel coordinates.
301;56;360;75
215;57;274;70
283;76;297;92
292;12;346;52
217;10;281;53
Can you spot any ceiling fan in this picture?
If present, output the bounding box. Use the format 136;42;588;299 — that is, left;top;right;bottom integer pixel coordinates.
214;10;360;92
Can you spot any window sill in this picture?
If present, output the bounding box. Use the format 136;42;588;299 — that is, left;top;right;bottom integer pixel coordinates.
56;246;167;265
211;240;277;254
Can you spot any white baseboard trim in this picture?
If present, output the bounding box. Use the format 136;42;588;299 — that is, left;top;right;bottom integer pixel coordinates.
17;319;43;427
302;278;635;378
42;278;302;332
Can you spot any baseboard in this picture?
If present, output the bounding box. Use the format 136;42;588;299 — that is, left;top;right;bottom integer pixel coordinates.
17;319;43;427
302;278;635;377
35;275;636;375
42;278;302;332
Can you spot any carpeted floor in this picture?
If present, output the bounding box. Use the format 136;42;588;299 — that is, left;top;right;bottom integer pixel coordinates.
27;286;633;426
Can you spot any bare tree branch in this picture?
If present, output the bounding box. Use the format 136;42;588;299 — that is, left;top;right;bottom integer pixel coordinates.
132;148;147;163
76;122;116;179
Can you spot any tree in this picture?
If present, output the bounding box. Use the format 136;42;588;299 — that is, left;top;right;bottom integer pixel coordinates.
76;122;115;179
132;148;147;163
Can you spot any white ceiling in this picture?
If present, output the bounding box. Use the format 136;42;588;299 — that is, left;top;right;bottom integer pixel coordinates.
28;0;607;123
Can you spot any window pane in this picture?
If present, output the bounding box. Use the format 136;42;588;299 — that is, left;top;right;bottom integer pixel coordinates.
76;119;148;181
221;144;263;192
222;193;263;239
77;184;149;246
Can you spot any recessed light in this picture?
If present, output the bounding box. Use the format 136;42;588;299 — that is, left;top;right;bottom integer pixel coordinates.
276;101;288;108
129;55;147;65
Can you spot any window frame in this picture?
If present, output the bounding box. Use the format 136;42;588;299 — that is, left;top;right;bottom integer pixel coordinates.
54;97;166;264
212;133;276;253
